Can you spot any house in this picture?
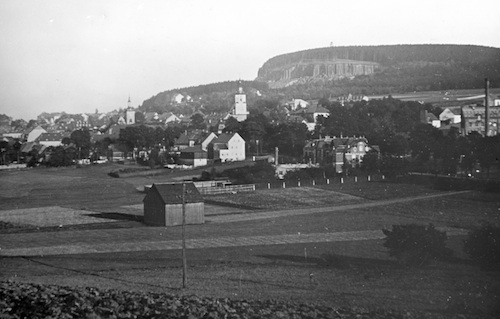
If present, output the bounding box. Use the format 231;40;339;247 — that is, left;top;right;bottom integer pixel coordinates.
143;182;204;226
172;93;184;104
37;132;67;147
290;98;310;111
209;132;246;162
303;136;377;173
205;114;227;134
159;112;181;125
290;103;329;131
461;105;500;136
179;145;208;167
27;126;47;142
144;112;160;123
439;107;461;124
421;110;441;128
174;131;217;152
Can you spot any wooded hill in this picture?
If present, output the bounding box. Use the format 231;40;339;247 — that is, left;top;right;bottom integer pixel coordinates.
258;44;500;88
140;45;500;115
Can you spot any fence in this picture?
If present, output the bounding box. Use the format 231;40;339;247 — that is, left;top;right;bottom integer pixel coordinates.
255;174;385;190
197;184;256;195
199;174;385;194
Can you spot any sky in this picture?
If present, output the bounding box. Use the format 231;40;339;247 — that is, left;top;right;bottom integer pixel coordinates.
1;0;499;121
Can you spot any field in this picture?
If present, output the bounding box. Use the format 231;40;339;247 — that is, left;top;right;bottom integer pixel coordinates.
1;164;500;317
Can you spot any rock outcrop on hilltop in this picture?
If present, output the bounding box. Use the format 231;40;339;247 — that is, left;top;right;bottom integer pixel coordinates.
257;44;500;89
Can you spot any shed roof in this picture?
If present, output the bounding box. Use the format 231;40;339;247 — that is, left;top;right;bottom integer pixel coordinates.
145;182;203;205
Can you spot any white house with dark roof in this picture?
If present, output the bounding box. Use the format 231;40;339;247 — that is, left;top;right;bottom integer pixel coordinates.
209;132;245;162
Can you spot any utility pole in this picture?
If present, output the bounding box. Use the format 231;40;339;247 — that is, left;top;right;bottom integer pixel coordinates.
485;78;490;137
181;182;187;288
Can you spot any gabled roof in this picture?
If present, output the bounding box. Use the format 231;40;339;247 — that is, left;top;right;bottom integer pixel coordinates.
37;132;67;142
175;130;209;145
426;113;438;121
212;133;237;144
180;145;206;153
292;104;329;115
145;183;203;205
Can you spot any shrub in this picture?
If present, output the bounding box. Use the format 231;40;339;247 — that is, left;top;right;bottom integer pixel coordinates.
463;224;500;269
382;223;452;266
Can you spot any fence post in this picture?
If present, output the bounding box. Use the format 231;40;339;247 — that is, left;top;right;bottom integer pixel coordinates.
298;179;301;187
368;175;371;182
282;182;286;189
341;177;344;184
312;180;315;186
382;175;385;180
268;183;270;189
327;178;330;185
354;176;358;183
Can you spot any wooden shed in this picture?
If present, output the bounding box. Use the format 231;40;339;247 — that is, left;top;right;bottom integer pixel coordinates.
143;183;204;226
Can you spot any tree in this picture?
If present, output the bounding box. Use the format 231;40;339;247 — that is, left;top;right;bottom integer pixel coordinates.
361;150;380;174
223;117;242;134
190;113;206;130
383;223;452;266
44;146;75;167
135;111;145;124
70;128;91;159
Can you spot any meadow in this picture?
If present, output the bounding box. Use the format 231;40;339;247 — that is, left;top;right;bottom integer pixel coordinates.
1;164;499;317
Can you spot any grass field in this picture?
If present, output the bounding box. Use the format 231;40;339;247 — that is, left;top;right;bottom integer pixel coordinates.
1;164;500;316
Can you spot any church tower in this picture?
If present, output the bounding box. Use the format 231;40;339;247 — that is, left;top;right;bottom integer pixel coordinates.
126;96;136;125
232;83;248;122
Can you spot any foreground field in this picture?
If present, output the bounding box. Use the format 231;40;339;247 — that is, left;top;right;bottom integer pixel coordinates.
1;165;500;317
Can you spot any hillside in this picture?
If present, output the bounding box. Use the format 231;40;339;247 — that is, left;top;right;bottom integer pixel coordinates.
257;44;500;91
140;45;500;116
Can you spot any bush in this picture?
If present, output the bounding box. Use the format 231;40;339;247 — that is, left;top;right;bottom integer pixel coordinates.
382;223;452;266
463;224;500;269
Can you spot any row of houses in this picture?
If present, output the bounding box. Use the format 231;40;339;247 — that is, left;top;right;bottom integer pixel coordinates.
422;104;500;136
174;131;246;167
303;135;379;173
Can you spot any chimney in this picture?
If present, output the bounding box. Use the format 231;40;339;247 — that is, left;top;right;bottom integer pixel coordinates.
485;78;490;136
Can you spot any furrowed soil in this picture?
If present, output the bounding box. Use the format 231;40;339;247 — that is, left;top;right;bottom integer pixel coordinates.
1;164;500;317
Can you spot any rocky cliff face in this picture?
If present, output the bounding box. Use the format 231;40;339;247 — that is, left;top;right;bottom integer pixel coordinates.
258;58;379;88
256;44;500;89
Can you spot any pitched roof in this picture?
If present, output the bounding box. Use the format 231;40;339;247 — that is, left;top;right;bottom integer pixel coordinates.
146;183;203;205
37;132;67;142
292;104;329;115
462;105;500;117
180;145;206;153
212;133;234;144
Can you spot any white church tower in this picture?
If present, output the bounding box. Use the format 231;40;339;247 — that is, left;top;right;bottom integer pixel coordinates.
126;96;136;125
231;84;249;122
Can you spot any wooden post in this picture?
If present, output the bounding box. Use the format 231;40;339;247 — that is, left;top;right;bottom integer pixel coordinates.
312;180;315;186
368;175;371;182
182;183;187;288
355;176;358;182
326;178;330;185
282;182;286;188
298;179;301;187
341;177;344;184
268;183;270;189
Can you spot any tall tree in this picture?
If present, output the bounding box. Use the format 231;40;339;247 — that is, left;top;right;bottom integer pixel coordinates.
70;128;91;159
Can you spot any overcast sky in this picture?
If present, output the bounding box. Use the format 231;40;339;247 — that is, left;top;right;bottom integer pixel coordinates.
1;0;499;121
